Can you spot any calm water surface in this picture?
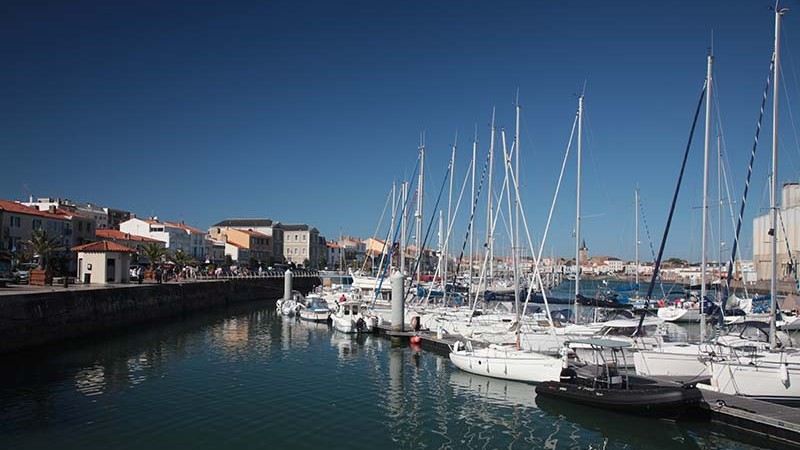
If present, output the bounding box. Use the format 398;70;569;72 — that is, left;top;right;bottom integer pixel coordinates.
0;299;777;450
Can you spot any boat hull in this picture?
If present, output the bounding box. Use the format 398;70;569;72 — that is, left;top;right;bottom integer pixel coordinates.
299;309;331;323
535;380;703;418
707;352;800;404
449;346;563;383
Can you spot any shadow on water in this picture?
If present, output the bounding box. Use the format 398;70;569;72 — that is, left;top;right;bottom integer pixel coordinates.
0;298;282;427
535;394;778;450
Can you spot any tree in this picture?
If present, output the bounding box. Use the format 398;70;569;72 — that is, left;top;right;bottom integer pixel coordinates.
141;242;168;270
302;258;310;268
171;249;192;274
25;229;64;271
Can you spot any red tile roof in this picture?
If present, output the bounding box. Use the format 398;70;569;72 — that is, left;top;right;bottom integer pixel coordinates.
96;229;165;243
0;199;69;221
165;221;205;234
71;240;138;253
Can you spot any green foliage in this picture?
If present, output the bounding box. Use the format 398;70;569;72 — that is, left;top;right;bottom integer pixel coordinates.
141;243;168;269
25;229;64;271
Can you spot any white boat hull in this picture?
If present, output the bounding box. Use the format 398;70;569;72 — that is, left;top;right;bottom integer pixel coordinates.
449;345;563;383
706;352;800;402
299;309;331;322
634;346;710;377
657;306;701;322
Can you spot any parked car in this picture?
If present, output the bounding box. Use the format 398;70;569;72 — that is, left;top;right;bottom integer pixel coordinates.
12;269;30;284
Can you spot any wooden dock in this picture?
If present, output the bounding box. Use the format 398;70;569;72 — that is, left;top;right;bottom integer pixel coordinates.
695;386;800;448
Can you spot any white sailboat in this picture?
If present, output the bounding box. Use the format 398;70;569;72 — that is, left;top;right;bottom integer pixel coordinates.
702;7;800;402
449;96;580;383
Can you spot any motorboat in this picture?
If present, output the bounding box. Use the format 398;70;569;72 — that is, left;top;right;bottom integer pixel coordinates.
330;300;378;334
535;338;703;418
275;290;305;317
298;294;332;323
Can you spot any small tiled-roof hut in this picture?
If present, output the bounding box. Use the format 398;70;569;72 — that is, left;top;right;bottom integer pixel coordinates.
71;240;137;284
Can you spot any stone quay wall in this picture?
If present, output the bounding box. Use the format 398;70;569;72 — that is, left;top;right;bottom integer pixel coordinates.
0;276;320;353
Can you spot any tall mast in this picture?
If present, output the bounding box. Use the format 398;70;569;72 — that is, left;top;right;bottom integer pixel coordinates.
445;136;456;292
416;138;425;285
701;52;713;343
718;134;723;282
470;127;477;293
487;109;496;280
400;182;408;275
514;94;521;286
635;188;640;290
770;7;788;349
391;183;397;270
574;94;584;321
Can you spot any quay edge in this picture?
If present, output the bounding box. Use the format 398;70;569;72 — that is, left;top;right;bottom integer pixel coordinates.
0;276;320;354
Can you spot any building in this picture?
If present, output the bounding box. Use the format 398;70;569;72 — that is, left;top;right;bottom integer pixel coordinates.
72;240;137;284
165;221;207;260
119;217;193;252
95;229;166;265
21;197;130;230
339;236;366;265
0;199;72;254
282;224;321;267
209;218;284;264
326;241;344;269
753;182;800;281
205;238;226;266
105;207;131;230
223;228;271;265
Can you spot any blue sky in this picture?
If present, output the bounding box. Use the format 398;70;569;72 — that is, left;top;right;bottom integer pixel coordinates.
2;1;799;262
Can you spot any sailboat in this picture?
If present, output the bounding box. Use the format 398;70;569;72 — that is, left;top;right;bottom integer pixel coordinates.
702;7;800;403
449;96;582;383
638;11;800;400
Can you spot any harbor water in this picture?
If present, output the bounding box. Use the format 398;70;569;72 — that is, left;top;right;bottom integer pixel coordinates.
0;298;778;450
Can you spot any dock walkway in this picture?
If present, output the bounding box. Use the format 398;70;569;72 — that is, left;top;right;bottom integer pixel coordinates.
696;386;800;448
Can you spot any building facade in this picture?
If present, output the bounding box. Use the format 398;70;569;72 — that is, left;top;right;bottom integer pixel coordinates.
282;224;320;268
224;228;271;265
753;182;800;281
209;218;284;264
119;217;191;252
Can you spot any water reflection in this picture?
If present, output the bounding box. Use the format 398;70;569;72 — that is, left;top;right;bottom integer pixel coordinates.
0;300;779;450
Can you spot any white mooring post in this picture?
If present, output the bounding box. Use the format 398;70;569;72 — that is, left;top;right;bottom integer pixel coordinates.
391;271;405;332
283;269;293;300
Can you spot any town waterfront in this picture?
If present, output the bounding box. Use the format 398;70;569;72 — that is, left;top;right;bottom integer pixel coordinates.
0;297;777;450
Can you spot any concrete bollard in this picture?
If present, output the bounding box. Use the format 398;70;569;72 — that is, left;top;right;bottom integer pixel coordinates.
391;271;405;332
284;269;293;300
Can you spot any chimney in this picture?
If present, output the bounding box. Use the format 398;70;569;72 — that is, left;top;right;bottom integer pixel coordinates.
48;205;56;213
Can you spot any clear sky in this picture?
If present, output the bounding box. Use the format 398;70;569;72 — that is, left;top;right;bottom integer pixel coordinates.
2;1;799;263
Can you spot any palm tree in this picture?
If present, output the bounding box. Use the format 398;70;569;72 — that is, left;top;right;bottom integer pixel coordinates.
25;229;63;271
171;249;192;275
141;242;168;270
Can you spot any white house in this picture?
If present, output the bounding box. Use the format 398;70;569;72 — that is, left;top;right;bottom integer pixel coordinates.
72;240;137;284
120;217;191;252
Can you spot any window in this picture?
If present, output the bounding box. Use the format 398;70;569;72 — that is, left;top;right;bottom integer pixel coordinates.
294;234;298;241
78;222;83;232
302;248;306;255
302;234;306;241
32;219;42;230
11;216;20;227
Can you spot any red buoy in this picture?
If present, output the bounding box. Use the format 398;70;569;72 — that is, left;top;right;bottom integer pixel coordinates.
410;336;422;345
